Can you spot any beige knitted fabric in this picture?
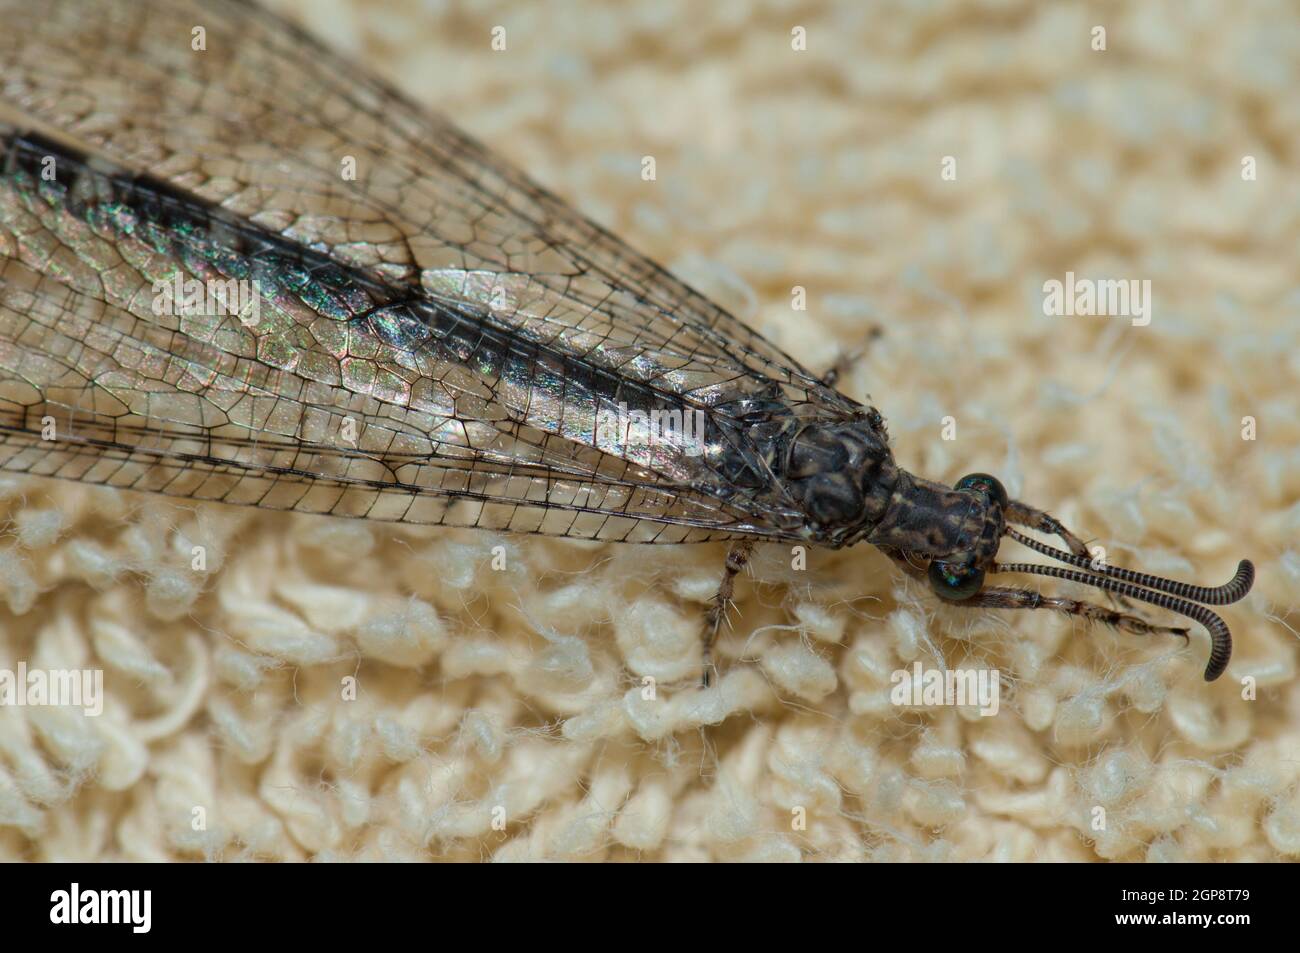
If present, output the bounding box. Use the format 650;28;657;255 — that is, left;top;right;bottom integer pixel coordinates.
1;0;1296;862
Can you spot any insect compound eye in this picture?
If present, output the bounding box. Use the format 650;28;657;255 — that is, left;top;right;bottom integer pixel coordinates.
928;558;986;602
954;472;1008;509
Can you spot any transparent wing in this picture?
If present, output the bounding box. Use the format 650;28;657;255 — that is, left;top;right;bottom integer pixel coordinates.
0;137;794;543
0;0;856;408
0;0;864;542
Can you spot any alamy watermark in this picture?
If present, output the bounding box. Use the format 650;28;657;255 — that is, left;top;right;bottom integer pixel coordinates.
50;883;151;933
1042;271;1151;327
0;662;103;717
152;273;261;325
890;661;1000;716
594;401;708;457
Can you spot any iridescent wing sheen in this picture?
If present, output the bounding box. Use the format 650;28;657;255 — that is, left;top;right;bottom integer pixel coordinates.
0;0;864;543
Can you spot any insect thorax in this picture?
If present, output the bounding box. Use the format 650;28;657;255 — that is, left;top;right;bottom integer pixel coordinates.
780;416;900;546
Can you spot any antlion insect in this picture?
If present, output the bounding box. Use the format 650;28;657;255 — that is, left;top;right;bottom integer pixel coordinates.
0;0;1252;685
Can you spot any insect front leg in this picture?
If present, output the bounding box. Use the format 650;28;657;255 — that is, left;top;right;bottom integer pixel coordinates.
1003;500;1143;614
819;324;883;388
701;539;755;687
1004;499;1090;558
957;585;1191;642
879;545;927;582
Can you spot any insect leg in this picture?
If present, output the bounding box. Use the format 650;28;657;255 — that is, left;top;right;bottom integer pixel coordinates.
956;585;1190;641
1003;502;1146;615
819;325;883;388
701;539;755;687
879;545;927;582
1004;500;1090;558
883;548;1193;670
